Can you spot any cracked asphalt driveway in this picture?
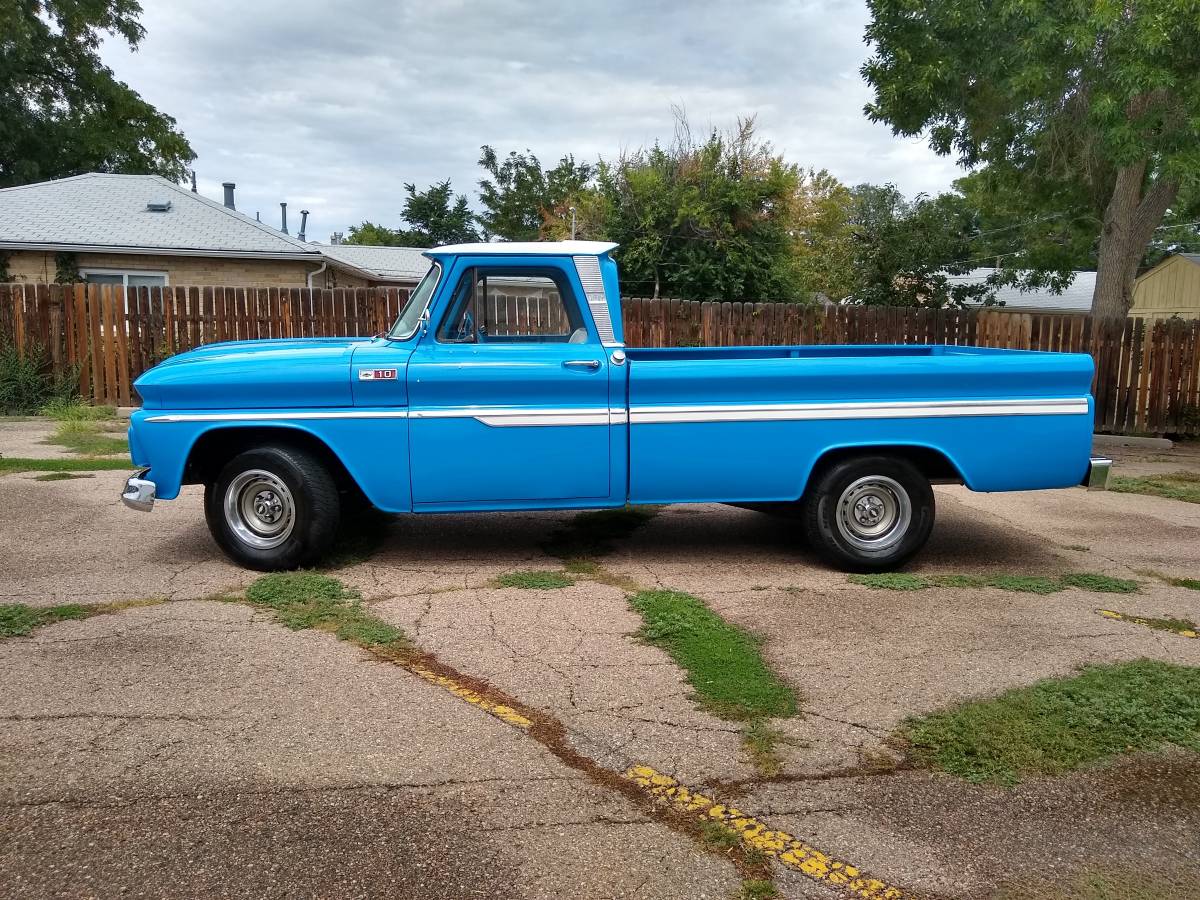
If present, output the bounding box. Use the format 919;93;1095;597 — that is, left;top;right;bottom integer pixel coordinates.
2;433;1199;899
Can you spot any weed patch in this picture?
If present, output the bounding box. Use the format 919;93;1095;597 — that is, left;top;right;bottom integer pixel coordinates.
542;505;659;561
629;589;797;720
245;572;408;648
493;570;573;589
46;419;128;456
736;880;779;900
850;572;1139;594
699;820;742;851
901;659;1200;784
1111;472;1200;504
33;472;94;482
0;598;166;638
741;719;800;776
40;399;116;421
0;457;131;475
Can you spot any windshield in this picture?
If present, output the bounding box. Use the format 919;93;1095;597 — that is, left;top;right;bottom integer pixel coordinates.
387;262;441;339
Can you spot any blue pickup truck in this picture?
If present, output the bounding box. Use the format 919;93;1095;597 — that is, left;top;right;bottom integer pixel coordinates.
123;240;1110;572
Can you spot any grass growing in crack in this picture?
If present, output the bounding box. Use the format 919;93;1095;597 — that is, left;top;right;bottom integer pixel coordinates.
1099;609;1198;639
493;570;573;589
0;457;131;475
698;819;742;850
1135;569;1200;592
0;598;166;638
850;572;1139;594
245;572;408;648
0;603;91;637
901;659;1200;784
736;880;779;900
542;505;659;562
1111;471;1200;504
320;509;392;570
629;589;797;721
46;419;128;456
741;719;800;777
33;471;94;482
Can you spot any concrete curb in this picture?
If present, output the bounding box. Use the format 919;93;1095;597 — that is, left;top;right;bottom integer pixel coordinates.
1093;433;1173;450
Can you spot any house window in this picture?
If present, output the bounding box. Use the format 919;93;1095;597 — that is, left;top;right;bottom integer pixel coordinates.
79;269;169;289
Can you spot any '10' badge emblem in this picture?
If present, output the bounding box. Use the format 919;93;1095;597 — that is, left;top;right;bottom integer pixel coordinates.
359;368;397;381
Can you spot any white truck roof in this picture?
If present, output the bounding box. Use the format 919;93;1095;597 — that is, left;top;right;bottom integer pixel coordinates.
425;240;618;257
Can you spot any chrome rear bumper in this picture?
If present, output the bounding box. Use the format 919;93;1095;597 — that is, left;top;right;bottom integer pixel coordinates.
1084;456;1112;491
121;469;156;511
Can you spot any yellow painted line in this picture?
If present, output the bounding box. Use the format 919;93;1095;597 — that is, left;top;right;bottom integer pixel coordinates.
408;665;535;729
625;764;907;899
1098;609;1198;639
399;662;908;896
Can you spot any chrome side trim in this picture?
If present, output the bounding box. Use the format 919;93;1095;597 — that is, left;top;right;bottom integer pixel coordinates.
121;470;156;512
573;255;616;344
145;411;413;423
628;397;1089;424
144;397;1088;429
1085;456;1112;491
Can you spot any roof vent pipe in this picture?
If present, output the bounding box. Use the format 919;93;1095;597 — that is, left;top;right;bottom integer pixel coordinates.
222;182;236;209
298;209;309;242
280;202;288;235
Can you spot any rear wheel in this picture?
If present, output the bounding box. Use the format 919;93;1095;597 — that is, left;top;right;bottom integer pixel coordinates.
204;445;340;571
801;455;934;572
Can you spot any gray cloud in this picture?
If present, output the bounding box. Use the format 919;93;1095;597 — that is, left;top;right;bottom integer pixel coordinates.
101;0;961;241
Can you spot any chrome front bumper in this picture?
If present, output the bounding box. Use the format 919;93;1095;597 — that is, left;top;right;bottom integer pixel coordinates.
1084;456;1112;491
121;469;157;511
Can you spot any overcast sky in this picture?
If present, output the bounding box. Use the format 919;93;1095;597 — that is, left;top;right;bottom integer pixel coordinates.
101;0;961;243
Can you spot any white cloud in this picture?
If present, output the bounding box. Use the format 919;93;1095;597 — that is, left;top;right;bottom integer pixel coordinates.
101;0;962;241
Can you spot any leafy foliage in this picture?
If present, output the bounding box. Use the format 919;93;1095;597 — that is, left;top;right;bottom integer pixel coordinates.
848;184;994;307
862;0;1200;316
0;342;77;415
477;146;593;241
0;0;193;186
345;180;478;248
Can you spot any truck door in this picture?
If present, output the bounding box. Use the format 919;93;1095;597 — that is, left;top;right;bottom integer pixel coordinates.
406;261;613;506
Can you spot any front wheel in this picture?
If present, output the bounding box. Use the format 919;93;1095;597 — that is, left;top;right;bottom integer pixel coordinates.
204;445;340;571
801;455;934;572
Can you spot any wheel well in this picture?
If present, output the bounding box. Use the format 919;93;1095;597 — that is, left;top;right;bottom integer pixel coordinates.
182;426;359;493
809;445;964;486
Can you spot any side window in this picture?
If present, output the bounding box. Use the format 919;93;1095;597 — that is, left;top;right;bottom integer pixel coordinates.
437;267;585;344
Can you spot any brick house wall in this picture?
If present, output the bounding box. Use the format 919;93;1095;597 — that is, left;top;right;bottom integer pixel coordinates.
3;250;320;287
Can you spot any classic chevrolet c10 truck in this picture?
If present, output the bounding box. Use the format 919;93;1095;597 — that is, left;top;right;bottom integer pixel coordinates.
122;240;1111;572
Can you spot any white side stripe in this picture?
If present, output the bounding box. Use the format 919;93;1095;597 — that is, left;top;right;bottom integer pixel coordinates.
145;397;1088;427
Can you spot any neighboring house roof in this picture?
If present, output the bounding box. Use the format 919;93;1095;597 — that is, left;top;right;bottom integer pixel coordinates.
0;173;320;260
946;267;1097;313
316;243;431;282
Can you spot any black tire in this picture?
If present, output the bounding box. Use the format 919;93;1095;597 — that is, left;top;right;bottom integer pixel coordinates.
204;444;340;571
801;455;934;572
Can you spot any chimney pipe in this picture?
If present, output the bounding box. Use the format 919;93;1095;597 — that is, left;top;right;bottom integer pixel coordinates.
191;170;198;193
298;209;309;242
280;202;288;235
222;182;236;209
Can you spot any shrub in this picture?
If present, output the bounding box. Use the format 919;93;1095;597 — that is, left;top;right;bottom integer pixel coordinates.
0;342;77;415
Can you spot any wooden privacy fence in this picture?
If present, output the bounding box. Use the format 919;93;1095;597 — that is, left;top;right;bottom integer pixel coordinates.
3;283;1199;435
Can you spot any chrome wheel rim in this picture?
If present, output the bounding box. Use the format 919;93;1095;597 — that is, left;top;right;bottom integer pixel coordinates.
835;475;911;552
224;469;295;550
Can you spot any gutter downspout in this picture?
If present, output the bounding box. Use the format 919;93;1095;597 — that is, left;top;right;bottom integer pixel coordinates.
306;261;328;288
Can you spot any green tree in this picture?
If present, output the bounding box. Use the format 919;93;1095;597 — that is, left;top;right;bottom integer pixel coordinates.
792;169;858;301
557;116;807;302
862;0;1200;318
477;147;593;241
345;180;478;248
848;184;992;308
0;0;193;186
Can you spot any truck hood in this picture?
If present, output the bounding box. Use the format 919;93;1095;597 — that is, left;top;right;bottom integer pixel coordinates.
134;338;371;409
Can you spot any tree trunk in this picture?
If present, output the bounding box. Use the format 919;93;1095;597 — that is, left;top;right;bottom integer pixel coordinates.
1092;161;1179;319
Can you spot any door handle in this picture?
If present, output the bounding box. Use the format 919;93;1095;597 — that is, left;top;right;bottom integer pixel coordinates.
563;359;602;371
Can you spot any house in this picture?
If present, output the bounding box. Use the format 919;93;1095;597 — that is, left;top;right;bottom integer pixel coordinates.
0;173;426;290
945;268;1097;314
1131;253;1200;320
